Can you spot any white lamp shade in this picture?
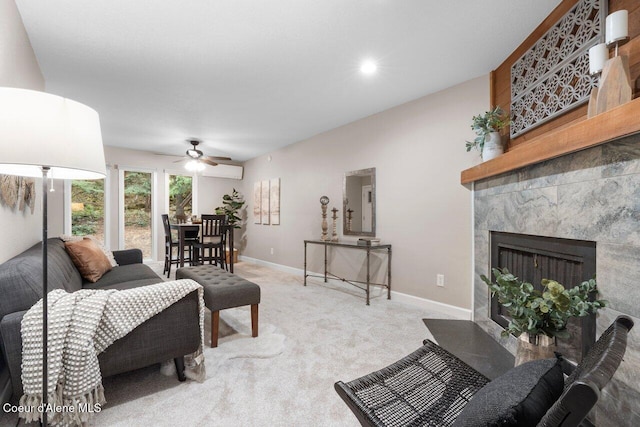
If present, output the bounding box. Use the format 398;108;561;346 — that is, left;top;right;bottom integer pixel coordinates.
0;87;106;179
606;10;628;45
589;43;609;75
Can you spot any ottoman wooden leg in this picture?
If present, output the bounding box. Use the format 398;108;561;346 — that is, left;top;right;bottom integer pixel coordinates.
251;304;259;338
211;310;219;348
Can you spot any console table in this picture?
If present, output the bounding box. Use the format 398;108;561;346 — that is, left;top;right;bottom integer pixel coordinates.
303;240;391;305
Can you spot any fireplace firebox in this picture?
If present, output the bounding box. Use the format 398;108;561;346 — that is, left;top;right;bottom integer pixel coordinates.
489;232;596;362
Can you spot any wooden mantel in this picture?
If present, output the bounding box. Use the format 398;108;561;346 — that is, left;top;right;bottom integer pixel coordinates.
460;97;640;184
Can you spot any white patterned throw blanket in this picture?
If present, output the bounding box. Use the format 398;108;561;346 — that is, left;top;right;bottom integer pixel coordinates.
20;279;206;426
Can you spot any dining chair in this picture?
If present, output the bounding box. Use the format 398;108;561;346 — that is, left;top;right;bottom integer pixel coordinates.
192;214;227;270
161;214;195;278
175;213;200;244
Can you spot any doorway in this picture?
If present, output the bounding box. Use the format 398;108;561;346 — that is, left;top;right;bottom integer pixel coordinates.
361;184;372;232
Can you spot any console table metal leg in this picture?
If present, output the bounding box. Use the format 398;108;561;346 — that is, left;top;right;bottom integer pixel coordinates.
387;247;392;299
304;241;307;286
324;244;328;283
366;247;371;305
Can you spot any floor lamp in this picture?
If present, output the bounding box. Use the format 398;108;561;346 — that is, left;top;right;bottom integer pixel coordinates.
0;87;106;425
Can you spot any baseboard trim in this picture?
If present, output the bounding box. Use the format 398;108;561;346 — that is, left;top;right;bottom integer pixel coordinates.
238;256;304;276
390;291;472;320
238;256;471;320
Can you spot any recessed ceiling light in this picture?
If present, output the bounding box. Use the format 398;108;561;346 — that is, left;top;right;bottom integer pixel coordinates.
360;60;377;75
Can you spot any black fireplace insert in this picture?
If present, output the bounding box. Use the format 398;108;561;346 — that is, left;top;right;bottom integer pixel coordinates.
489;231;596;362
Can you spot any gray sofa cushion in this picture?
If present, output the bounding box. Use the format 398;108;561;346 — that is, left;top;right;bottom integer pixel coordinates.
83;263;162;290
0;239;82;321
99;290;200;377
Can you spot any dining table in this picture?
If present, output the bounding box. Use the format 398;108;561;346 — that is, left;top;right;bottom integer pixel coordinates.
169;222;235;273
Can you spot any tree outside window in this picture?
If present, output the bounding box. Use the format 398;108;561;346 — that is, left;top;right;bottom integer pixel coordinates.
169;175;193;222
71;179;105;240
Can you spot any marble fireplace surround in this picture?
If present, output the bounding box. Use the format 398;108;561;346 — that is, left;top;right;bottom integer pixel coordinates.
473;133;640;426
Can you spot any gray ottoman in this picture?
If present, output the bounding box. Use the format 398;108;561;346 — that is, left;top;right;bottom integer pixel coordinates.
176;264;261;347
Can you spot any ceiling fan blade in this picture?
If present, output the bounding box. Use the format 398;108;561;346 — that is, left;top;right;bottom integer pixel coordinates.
202;158;219;167
206;155;232;161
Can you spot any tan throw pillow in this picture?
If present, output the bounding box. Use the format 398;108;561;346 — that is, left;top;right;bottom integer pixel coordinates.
65;238;113;283
59;234;118;267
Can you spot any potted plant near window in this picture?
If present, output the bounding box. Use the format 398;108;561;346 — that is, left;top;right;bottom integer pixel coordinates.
216;189;245;263
215;188;245;229
481;268;606;365
466;107;510;161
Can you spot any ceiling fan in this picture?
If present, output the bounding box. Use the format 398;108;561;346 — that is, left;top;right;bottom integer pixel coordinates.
181;139;232;166
159;139;232;170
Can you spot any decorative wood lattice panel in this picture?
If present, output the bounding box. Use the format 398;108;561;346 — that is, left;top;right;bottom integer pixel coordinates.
510;0;606;138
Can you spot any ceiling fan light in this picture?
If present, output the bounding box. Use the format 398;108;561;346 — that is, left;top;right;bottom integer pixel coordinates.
185;159;205;172
186;148;202;158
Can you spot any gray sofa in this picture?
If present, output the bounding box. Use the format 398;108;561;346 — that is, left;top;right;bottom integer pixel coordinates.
0;238;200;403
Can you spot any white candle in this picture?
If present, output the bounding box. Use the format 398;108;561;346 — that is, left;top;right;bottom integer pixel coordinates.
589;43;609;74
606;10;628;45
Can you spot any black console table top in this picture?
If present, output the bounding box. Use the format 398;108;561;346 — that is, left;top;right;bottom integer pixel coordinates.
304;239;391;249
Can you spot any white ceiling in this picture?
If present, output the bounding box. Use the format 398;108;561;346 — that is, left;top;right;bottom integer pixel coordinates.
17;0;561;162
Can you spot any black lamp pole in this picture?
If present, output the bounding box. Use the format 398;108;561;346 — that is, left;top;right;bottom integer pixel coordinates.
41;167;49;426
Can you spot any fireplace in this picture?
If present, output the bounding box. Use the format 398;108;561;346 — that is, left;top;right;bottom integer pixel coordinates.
489;232;596;362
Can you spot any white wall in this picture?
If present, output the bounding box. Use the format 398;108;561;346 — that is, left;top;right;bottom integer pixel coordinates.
0;0;47;263
0;0;43;90
241;75;488;309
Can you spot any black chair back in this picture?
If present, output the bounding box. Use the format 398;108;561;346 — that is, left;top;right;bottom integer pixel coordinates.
537;315;634;426
161;214;174;244
200;214;227;243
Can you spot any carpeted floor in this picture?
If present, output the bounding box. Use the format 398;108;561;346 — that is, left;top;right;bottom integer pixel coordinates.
2;261;450;426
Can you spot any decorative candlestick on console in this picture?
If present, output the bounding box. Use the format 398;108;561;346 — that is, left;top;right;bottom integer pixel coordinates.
346;209;353;232
331;207;339;241
320;196;329;241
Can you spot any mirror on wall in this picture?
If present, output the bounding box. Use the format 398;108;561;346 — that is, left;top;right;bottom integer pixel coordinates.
343;168;376;237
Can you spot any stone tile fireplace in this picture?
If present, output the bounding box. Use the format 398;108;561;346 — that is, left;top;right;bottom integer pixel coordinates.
473;134;640;426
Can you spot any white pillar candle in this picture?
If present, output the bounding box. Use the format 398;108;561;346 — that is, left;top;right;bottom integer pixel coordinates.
606;10;628;45
589;43;609;74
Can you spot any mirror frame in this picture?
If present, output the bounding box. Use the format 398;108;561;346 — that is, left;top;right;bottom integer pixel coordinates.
343;167;376;237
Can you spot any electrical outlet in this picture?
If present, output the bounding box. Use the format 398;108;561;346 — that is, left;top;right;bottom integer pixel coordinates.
436;274;445;287
270;248;274;255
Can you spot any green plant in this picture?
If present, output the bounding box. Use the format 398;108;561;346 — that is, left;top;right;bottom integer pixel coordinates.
481;268;606;339
215;188;245;229
72;224;97;236
466;107;510;152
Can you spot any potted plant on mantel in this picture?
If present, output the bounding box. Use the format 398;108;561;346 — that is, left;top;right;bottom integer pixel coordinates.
481;268;607;366
466;106;510;161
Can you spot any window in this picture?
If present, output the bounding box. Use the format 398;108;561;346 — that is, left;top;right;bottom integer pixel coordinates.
71;179;105;240
123;171;153;258
168;175;193;223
